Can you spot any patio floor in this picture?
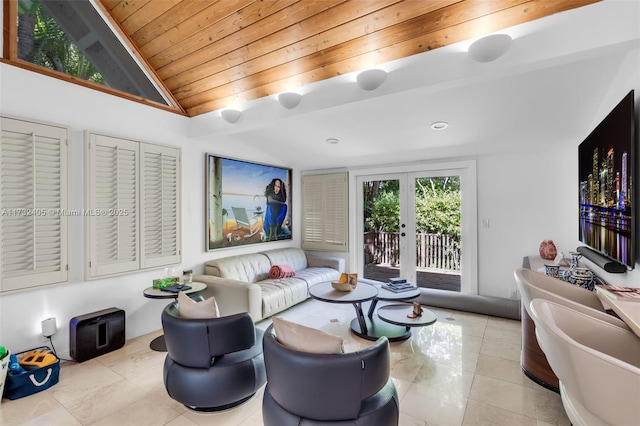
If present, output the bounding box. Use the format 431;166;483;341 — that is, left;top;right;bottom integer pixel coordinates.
364;264;461;292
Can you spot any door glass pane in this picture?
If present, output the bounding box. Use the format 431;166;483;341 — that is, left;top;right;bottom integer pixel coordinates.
362;179;402;282
414;176;461;291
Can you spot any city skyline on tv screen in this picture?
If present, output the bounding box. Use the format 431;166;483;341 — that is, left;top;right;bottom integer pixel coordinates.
578;90;634;269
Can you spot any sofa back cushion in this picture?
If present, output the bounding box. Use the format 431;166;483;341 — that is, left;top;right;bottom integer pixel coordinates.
205;253;271;282
261;248;308;272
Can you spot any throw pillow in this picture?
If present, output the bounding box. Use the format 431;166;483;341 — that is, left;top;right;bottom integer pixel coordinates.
272;317;344;354
177;291;219;319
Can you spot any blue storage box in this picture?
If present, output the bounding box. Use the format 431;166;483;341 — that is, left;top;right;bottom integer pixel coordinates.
2;347;59;400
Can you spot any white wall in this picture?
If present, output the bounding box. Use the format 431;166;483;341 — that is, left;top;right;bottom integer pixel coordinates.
477;46;640;298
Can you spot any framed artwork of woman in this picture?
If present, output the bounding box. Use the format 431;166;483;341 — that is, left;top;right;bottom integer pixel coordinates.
206;154;292;250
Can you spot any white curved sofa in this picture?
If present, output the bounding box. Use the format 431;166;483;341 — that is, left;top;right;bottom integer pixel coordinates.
195;247;344;321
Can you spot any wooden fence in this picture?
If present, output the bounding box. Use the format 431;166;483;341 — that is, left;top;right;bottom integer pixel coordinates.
363;231;460;271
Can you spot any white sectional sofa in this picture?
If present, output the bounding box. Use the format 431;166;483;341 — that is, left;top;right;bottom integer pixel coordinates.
194;247;344;321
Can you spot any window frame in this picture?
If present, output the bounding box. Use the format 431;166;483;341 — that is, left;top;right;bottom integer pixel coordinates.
1;0;184;116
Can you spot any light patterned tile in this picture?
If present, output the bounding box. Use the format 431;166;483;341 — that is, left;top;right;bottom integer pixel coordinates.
532;384;571;425
479;335;521;362
63;378;148;425
401;381;468;426
2;405;81;426
101;344;166;392
483;325;521;346
475;353;532;387
400;412;428;426
462;399;537;426
180;393;261;426
94;339;149;366
0;391;72;426
413;359;475;398
486;316;521;332
390;351;427;382
468;374;536;418
133;329;164;348
165;415;199;426
49;359;125;405
392;377;414;401
91;392;182;426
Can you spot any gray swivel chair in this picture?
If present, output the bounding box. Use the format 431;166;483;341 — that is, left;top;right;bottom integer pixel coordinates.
161;302;266;411
262;324;399;425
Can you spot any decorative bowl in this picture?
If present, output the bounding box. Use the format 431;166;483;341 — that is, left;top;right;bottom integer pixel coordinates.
331;281;357;292
331;272;358;292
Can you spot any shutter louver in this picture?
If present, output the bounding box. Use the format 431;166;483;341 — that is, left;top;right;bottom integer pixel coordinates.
302;172;348;251
1;118;68;292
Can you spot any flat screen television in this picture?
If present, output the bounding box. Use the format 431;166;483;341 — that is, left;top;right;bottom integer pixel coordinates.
578;90;635;271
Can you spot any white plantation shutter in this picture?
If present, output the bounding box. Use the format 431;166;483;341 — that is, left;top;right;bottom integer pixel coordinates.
87;134;139;277
86;132;181;279
140;144;180;268
1;117;68;292
302;172;348;251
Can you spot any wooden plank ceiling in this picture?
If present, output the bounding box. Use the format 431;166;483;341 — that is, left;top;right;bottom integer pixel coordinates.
97;0;599;117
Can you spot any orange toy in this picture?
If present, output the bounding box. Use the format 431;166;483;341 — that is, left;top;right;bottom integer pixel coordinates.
19;348;57;368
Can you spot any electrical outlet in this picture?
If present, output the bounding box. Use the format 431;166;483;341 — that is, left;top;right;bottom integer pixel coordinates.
509;288;519;299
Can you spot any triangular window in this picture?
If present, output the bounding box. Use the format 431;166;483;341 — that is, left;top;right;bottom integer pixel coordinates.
7;0;178;111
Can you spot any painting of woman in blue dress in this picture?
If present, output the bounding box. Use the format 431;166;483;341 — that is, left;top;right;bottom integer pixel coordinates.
206;154;292;250
264;178;290;241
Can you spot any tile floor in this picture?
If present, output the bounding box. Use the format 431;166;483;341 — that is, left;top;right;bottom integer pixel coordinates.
0;299;570;425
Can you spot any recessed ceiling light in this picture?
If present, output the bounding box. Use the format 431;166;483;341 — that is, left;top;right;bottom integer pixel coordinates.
430;121;449;130
326;138;340;144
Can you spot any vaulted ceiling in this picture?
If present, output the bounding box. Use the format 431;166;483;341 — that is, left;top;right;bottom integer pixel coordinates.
97;0;599;117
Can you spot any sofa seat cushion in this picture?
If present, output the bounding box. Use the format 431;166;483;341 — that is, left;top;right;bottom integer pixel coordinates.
205;253;271;283
295;267;341;287
259;278;309;318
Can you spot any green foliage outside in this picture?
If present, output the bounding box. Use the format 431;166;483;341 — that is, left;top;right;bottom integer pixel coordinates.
17;0;104;84
364;177;461;240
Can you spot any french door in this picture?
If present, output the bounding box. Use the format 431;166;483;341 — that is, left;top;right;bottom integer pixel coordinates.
354;162;477;294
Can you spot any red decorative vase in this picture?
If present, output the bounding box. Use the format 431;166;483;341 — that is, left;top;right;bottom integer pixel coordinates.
539;240;557;260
